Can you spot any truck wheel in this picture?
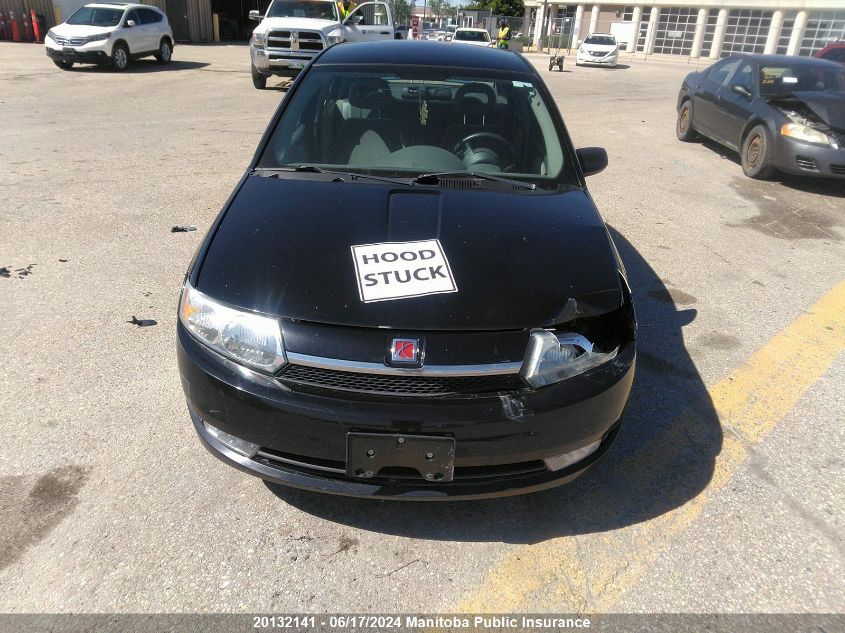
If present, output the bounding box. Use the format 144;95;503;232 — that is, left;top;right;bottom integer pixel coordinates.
252;65;267;89
53;59;74;70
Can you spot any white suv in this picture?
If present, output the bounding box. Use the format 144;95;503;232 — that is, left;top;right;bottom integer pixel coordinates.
45;2;174;71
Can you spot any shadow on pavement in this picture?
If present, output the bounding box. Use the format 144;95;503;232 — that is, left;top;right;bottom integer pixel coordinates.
70;60;209;73
266;227;721;543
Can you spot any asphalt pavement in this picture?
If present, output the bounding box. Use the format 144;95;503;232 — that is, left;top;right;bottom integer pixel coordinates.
0;41;843;616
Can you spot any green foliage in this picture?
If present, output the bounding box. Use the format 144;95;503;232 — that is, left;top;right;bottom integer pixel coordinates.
489;0;523;17
390;0;411;24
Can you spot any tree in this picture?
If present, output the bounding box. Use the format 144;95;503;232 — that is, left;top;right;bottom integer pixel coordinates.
489;0;523;17
390;0;412;25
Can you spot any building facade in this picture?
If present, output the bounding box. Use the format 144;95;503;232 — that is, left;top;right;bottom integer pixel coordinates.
523;0;845;58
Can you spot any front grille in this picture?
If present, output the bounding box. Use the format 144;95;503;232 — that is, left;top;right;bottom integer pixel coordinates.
267;29;324;53
254;447;547;482
278;363;525;397
796;156;817;171
54;35;85;45
830;164;845;175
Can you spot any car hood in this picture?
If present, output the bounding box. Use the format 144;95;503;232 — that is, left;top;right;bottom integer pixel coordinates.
253;16;338;34
581;44;617;53
195;175;623;331
54;24;115;36
453;40;492;47
770;90;845;129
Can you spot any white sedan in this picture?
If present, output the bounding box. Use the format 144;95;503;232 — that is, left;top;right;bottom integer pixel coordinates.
576;33;620;67
452;28;493;47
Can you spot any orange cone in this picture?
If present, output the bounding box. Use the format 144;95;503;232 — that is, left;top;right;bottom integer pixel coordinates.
30;10;41;42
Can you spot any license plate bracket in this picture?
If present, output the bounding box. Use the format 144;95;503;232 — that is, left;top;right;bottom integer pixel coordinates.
346;433;455;482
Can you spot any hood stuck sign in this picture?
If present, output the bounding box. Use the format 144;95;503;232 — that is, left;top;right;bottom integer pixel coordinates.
351;239;458;303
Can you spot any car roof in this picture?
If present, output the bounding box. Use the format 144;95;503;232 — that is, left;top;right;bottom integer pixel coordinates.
315;41;533;73
85;2;147;8
586;33;614;37
728;53;843;69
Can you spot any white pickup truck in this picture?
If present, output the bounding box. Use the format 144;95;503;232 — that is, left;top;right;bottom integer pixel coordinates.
249;0;395;89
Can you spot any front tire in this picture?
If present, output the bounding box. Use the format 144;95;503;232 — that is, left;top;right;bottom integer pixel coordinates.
53;59;73;70
112;43;129;71
676;100;697;142
155;38;172;64
741;124;776;179
251;64;267;89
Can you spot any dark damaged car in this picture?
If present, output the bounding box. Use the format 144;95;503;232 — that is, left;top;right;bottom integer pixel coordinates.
676;54;845;179
177;41;636;500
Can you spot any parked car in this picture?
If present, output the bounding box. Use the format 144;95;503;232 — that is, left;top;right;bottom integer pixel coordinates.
677;54;845;179
44;2;173;71
452;27;492;47
249;0;395;88
177;41;636;500
815;40;845;66
575;33;619;67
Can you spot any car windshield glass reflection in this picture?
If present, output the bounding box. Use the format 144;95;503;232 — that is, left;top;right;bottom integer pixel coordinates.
266;0;337;20
66;7;123;26
455;31;490;42
258;68;570;187
759;64;845;96
584;35;615;46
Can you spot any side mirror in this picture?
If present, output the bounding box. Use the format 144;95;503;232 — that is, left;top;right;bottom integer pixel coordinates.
576;147;608;177
577;39;582;45
732;84;753;99
345;14;363;24
249;9;261;21
125;19;135;27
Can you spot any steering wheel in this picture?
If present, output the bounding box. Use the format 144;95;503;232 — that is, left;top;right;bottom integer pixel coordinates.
454;132;516;171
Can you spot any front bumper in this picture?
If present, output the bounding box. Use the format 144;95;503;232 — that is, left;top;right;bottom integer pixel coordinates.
178;323;636;500
45;38;110;64
576;51;618;66
250;44;317;76
773;135;845;179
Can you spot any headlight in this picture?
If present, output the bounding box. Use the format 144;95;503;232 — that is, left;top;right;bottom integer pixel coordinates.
326;31;343;46
520;330;617;388
46;28;57;41
85;31;112;43
780;123;832;146
179;283;286;372
251;31;266;46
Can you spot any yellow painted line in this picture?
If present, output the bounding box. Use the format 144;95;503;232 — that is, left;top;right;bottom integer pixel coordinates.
457;280;845;613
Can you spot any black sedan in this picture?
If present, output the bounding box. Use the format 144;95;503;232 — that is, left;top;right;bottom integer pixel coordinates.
676;54;845;179
178;41;636;500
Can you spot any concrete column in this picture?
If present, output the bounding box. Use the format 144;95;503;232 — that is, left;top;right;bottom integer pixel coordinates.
533;2;546;49
523;5;532;36
764;10;783;54
690;8;707;58
786;10;808;56
709;8;728;59
547;4;557;37
589;4;599;34
573;4;584;46
644;6;659;54
626;6;641;53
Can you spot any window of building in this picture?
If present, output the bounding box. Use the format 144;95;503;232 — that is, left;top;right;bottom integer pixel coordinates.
699;9;719;57
799;11;845;57
720;9;773;56
776;11;798;55
636;7;653;52
652;7;698;55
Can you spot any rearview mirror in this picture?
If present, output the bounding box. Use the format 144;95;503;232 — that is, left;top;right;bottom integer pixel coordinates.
576;147;608;177
249;9;261;21
125;19;135;27
732;84;753;99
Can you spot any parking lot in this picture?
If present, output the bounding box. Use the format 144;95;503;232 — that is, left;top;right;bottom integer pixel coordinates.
1;41;843;615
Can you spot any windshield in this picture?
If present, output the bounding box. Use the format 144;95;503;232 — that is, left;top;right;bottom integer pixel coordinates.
760;63;845;96
584;35;615;46
455;30;490;42
266;0;337;20
257;67;573;188
66;6;123;26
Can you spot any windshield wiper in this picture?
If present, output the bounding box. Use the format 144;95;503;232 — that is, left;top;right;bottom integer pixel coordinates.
412;171;536;190
253;166;410;185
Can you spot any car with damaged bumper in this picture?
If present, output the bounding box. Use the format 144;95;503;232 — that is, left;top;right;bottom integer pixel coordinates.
178;41;636;500
676;54;845;179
